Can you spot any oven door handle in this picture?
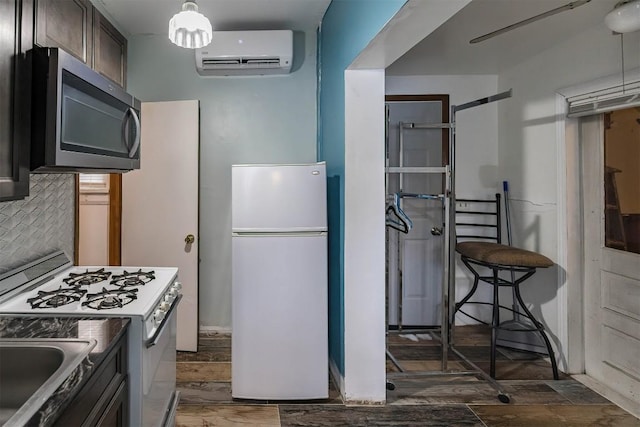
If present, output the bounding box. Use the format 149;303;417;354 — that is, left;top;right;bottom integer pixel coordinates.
146;293;182;348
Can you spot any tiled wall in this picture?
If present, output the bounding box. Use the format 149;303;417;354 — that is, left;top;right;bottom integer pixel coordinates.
0;174;75;274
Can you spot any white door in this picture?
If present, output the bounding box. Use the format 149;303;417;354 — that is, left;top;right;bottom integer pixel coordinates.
582;109;640;406
122;100;199;352
387;100;444;326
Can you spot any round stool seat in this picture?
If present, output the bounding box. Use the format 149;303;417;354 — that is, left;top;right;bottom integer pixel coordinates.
456;241;553;268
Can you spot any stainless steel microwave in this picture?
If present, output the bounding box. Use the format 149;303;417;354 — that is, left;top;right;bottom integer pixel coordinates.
30;47;141;172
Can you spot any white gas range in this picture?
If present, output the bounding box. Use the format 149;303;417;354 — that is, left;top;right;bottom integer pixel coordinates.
0;251;182;426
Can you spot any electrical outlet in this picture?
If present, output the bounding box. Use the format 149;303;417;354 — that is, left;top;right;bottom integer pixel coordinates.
456;202;471;210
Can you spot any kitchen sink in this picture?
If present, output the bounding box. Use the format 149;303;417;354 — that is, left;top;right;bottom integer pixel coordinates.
0;339;96;426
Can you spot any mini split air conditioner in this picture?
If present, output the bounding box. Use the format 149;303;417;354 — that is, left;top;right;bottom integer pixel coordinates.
195;30;293;76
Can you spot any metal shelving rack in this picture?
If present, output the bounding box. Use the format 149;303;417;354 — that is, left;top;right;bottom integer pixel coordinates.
385;89;513;402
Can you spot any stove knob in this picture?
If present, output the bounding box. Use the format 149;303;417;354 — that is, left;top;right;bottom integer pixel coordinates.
160;302;170;311
173;282;182;291
154;309;165;325
164;294;174;304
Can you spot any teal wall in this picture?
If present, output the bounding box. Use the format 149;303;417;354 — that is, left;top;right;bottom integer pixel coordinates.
318;0;406;375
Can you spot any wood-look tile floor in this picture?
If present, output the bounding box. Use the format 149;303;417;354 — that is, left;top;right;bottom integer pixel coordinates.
176;326;640;426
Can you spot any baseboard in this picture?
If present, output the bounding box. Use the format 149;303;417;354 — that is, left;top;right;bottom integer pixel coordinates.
199;326;232;334
329;357;345;401
573;374;640;419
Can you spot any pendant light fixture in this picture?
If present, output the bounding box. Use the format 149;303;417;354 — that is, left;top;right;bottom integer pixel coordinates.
605;0;640;34
168;0;213;49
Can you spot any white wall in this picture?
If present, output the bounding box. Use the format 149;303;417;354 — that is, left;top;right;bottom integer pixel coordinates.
343;69;387;402
497;23;640;370
127;32;319;329
385;75;499;324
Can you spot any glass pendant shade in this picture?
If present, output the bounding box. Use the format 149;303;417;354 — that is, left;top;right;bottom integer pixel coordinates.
168;1;212;49
605;0;640;34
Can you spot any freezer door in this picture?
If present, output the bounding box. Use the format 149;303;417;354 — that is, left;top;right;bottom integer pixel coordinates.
232;233;328;399
232;163;327;232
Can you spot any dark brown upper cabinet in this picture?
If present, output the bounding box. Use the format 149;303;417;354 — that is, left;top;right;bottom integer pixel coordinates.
0;0;33;201
35;0;93;65
93;9;127;87
34;1;127;87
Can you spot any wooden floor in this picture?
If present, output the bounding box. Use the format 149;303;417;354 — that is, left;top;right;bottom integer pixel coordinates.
175;326;640;426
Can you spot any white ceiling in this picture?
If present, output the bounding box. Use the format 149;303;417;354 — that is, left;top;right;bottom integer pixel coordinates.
387;0;620;75
95;0;332;34
96;0;621;75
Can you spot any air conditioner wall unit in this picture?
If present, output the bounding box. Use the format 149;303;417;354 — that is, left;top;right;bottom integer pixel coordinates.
195;30;293;76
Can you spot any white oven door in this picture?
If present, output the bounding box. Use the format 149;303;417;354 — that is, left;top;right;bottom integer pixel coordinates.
142;298;179;426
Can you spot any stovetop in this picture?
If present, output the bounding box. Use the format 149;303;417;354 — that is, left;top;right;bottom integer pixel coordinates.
0;265;178;318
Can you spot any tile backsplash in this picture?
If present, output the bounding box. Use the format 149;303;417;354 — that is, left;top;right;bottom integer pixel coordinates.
0;174;75;274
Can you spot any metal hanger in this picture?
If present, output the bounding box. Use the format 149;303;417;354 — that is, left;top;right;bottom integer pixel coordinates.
386;193;413;234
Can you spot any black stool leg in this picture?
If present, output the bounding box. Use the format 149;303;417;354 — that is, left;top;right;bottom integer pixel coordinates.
455;258;481;315
455;275;480;316
513;281;559;380
490;267;500;379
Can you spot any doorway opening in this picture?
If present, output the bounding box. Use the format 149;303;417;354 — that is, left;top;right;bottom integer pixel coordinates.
75;174;121;266
385;94;449;330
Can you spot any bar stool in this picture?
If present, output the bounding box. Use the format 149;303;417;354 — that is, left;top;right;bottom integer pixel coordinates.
454;195;559;380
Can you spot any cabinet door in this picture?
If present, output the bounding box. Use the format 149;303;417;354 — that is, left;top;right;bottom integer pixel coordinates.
0;0;32;201
35;0;92;64
54;330;128;426
96;379;128;427
93;9;127;87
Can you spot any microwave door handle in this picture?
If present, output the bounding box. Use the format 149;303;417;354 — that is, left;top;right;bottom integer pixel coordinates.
121;108;132;150
128;107;141;158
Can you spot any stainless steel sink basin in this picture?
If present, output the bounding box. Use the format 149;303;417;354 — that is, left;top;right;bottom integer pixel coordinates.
0;339;96;426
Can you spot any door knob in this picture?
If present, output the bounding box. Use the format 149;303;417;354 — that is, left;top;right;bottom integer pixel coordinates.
184;234;195;244
430;227;443;236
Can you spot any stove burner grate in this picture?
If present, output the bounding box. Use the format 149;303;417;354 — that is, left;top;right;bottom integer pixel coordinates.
27;286;87;309
110;269;156;288
82;287;138;310
63;268;112;286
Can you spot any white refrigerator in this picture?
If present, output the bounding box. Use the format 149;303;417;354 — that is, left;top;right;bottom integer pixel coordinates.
231;162;328;400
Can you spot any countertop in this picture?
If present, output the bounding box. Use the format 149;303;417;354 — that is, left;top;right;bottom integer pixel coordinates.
0;316;129;426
